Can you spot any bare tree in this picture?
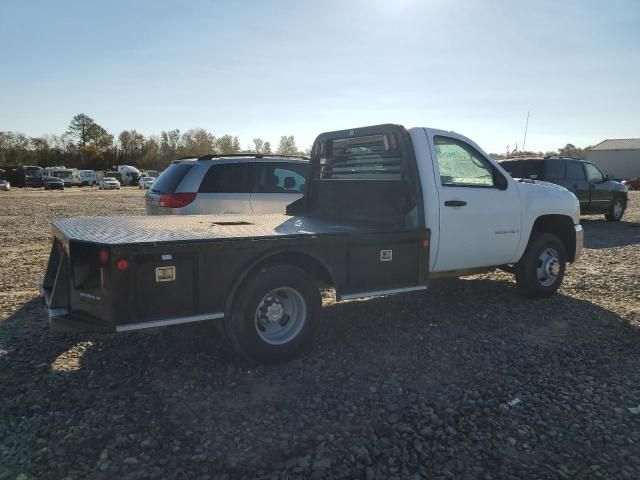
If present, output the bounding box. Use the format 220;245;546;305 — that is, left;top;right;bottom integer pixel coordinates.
216;134;241;154
276;135;298;155
252;138;264;153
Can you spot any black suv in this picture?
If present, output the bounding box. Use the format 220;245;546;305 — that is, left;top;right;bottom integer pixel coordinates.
500;156;629;221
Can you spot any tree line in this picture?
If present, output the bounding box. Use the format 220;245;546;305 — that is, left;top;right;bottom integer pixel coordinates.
0;114;306;171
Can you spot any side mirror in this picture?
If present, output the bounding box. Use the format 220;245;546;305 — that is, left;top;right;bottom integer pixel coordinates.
605;174;612;181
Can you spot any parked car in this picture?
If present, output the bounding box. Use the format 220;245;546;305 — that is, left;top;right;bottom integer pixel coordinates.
43;176;65;190
622;178;640;190
146;155;309;215
42;124;582;363
0;179;10;191
98;177;121;190
138;176;155;189
500;156;629;221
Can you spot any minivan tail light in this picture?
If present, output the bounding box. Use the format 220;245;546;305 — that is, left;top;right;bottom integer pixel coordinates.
159;192;196;208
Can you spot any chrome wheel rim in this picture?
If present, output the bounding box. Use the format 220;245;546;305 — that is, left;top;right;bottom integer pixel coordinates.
536;247;560;287
255;287;306;345
613;200;623;218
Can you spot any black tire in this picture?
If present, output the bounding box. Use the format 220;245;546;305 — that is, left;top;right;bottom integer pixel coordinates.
515;233;566;298
605;196;625;222
225;265;321;363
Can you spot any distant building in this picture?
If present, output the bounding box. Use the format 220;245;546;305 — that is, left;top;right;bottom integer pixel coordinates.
586;139;640;179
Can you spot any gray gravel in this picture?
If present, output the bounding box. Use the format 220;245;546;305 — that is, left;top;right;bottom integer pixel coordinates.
1;188;639;480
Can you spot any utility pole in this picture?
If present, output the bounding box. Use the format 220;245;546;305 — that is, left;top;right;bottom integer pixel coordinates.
522;111;530;153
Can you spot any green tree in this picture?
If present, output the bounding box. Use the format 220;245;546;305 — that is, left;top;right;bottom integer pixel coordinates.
558;143;587;159
66;114;95;150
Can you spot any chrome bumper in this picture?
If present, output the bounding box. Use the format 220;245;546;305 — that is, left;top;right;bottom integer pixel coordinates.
574;224;583;261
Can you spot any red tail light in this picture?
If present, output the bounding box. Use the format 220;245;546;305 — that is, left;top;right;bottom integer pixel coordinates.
159;192;196;208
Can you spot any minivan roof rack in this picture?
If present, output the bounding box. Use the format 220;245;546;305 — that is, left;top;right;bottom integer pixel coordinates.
195;153;310;161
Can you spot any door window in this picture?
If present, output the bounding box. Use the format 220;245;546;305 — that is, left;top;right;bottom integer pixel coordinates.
434;136;495;187
198;164;251;193
566;162;586;180
256;163;307;193
585;163;605;184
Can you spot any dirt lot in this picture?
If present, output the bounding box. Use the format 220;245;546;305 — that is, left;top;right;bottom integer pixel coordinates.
1;188;639;480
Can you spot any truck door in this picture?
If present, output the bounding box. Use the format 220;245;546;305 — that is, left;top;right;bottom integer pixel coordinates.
584;162;612;211
565;161;590;210
428;134;521;272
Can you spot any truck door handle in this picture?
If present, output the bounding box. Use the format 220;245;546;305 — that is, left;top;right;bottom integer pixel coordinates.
444;200;467;207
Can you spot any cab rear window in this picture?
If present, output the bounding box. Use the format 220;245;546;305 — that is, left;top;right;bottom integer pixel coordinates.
150;163;193;193
318;133;403;180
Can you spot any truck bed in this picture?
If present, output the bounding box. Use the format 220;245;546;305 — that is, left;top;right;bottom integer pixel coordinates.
53;214;370;245
44;213;430;334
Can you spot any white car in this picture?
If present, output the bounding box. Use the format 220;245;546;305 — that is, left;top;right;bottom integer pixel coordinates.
99;177;121;190
146;155;309;215
138;176;155;189
0;180;10;191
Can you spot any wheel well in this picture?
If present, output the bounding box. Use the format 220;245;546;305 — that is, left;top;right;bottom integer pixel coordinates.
531;215;577;262
225;250;335;316
614;193;627;206
256;251;335;287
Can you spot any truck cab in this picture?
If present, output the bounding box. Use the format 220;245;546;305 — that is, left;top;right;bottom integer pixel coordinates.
299;126;581;278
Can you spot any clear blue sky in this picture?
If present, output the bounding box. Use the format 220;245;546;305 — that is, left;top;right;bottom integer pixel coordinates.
1;0;638;153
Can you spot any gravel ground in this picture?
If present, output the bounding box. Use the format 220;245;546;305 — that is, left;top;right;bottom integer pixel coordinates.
1;187;639;480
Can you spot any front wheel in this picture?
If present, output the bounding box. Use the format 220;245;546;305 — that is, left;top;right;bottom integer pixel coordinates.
605;197;625;222
515;233;566;298
225;265;321;363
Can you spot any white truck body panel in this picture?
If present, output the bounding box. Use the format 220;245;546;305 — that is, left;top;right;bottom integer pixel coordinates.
409;127;580;273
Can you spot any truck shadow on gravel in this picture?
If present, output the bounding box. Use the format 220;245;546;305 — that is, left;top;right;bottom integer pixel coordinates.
581;218;640;249
1;280;640;479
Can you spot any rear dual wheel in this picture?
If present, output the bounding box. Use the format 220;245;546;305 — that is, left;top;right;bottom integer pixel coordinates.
225;265;321;363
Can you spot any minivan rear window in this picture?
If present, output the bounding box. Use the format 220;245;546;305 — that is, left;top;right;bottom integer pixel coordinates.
150;163;193;193
499;160;544;179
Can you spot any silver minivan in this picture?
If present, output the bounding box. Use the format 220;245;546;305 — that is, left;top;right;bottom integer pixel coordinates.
145;155;309;215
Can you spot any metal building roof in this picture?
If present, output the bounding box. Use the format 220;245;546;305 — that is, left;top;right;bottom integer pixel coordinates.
589;139;640;151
